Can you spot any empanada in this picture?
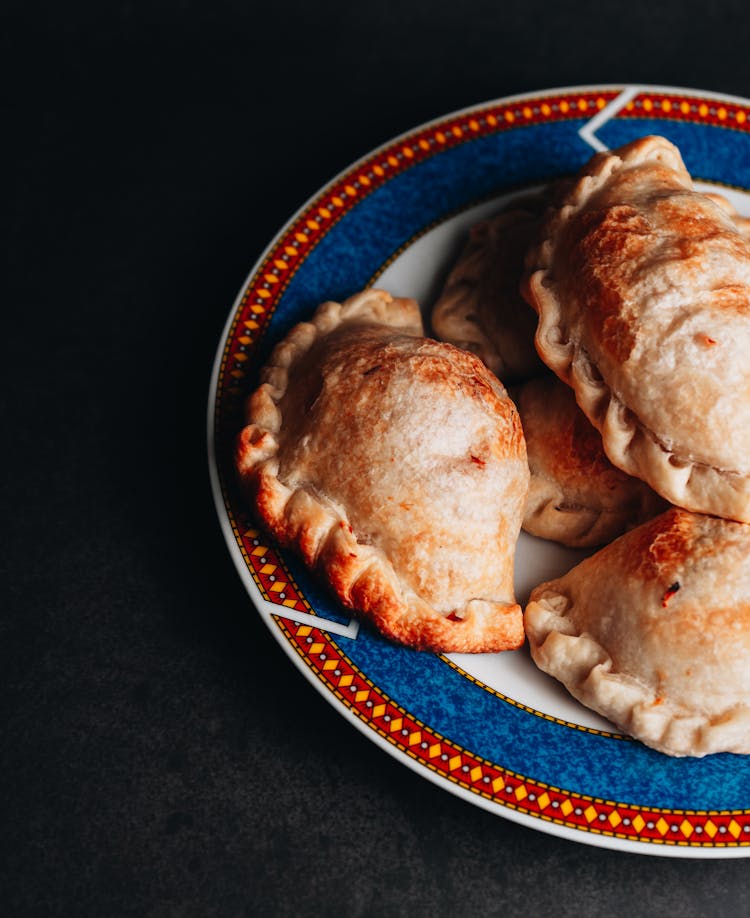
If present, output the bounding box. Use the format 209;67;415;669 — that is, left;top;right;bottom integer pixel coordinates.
236;289;529;652
525;508;750;757
431;203;545;381
514;375;667;547
523;135;750;523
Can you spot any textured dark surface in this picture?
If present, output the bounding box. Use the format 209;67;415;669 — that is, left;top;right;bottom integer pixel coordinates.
5;1;750;915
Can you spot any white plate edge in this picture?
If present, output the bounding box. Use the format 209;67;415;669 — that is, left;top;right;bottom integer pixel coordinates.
205;84;750;858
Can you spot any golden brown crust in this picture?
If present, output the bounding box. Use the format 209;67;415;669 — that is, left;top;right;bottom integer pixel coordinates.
705;192;750;236
513;375;667;547
522;135;750;523
236;288;529;653
525;508;750;756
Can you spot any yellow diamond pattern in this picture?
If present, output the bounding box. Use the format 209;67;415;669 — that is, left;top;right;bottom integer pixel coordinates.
231;101;750;852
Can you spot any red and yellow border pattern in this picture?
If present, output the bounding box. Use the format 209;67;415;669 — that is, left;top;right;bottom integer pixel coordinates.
280;616;750;849
619;90;750;129
229;519;314;615
216;88;750;420
217;89;615;410
215;88;750;848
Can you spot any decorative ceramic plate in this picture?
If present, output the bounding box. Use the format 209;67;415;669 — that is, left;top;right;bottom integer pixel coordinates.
208;85;750;857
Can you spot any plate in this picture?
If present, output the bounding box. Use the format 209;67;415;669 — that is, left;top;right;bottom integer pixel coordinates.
208;85;750;857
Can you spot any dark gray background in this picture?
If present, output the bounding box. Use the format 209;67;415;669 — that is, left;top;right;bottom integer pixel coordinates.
5;1;750;915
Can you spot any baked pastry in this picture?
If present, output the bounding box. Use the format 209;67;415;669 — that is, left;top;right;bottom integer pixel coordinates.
523;135;750;523
236;288;529;652
525;508;750;757
431;202;545;381
705;191;750;236
513;375;667;547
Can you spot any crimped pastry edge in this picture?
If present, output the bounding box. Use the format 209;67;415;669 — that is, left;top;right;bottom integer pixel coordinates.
235;288;524;653
524;588;750;757
522;474;663;549
523;136;750;523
